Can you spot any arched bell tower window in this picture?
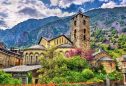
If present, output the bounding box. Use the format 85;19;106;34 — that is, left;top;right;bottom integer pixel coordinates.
74;21;76;26
83;20;86;25
81;15;83;17
74;29;76;39
84;35;86;40
84;29;86;33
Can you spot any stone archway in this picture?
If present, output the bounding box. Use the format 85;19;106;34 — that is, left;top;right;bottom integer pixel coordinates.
94;52;111;63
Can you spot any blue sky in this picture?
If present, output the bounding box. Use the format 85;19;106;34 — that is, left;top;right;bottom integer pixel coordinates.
0;0;126;29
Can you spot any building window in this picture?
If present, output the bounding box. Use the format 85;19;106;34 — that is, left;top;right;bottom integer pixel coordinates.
30;56;33;64
74;29;76;39
125;74;126;82
25;56;27;64
25;53;28;64
83;20;86;25
74;21;76;26
62;37;64;43
84;29;86;33
35;79;38;84
36;56;38;63
84;35;86;40
57;39;58;45
81;15;83;17
27;56;28;64
60;38;62;44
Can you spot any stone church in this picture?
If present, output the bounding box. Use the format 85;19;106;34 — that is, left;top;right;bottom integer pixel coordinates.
3;11;116;84
23;11;115;74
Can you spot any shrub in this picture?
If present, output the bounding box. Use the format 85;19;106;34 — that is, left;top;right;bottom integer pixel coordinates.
94;73;106;80
123;48;126;51
88;77;103;83
82;69;94;79
67;71;87;82
0;70;21;84
67;56;89;71
108;71;123;80
51;77;68;83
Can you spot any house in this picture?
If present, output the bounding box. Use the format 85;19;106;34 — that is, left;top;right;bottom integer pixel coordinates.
0;42;22;68
92;49;115;73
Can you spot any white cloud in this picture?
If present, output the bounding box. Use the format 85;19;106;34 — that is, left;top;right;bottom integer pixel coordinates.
50;0;59;6
99;0;109;2
101;1;117;8
50;0;95;8
120;0;126;6
0;0;74;30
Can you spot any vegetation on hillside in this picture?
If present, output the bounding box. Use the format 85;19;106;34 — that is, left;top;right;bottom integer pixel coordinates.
91;28;126;58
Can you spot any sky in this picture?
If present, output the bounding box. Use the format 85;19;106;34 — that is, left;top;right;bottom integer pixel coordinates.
0;0;126;30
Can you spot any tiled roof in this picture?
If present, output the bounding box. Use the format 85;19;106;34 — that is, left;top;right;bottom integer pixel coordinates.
3;65;42;72
27;45;45;50
98;57;113;61
38;35;73;44
92;48;104;56
0;48;21;57
72;11;89;19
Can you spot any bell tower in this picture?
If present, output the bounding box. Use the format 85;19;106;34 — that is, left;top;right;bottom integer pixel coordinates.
71;11;90;50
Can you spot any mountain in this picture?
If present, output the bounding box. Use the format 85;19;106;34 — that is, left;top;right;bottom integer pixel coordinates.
0;7;126;48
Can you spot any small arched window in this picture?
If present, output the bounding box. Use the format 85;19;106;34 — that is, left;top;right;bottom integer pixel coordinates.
83;20;86;25
81;15;83;17
74;29;76;39
35;55;38;63
57;39;58;45
62;37;63;43
84;29;86;33
84;35;86;40
31;56;33;64
74;21;76;26
29;53;33;64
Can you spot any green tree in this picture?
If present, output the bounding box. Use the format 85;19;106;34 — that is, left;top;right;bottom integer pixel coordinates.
42;46;57;59
67;56;89;71
0;70;21;84
118;34;126;48
38;49;89;84
82;69;94;79
38;52;68;83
